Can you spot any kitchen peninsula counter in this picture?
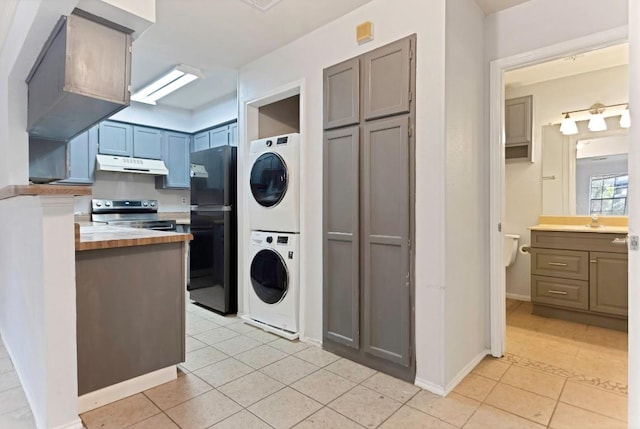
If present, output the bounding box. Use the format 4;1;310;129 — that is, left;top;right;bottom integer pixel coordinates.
0;184;91;200
75;224;191;409
76;224;191;251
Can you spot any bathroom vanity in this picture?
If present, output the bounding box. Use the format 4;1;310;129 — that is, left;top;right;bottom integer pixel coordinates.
529;224;628;331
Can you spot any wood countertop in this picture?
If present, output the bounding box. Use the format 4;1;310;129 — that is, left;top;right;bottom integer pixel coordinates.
76;224;192;251
0;184;91;200
529;224;628;234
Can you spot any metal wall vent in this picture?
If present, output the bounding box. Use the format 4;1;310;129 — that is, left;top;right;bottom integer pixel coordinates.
242;0;282;11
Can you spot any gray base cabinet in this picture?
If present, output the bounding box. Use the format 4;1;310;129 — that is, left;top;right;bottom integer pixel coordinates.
323;35;416;381
76;242;186;395
530;230;628;330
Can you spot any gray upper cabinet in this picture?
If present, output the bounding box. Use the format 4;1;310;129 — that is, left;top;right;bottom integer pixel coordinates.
229;123;238;146
210;126;230;148
362;116;411;367
323;58;360;130
323;126;360;349
56;126;99;184
193;131;210;152
362;37;412;121
157;132;190;189
505;95;533;145
98;121;133;156
132;126;163;160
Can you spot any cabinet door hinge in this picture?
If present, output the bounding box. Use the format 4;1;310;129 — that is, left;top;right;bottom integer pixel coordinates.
409;48;413;60
498;222;502;232
408;126;413;138
409;91;413;102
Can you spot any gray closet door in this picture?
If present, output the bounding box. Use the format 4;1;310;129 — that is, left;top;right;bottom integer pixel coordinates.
323;58;360;130
362;116;411;366
362;38;412;121
323;126;360;348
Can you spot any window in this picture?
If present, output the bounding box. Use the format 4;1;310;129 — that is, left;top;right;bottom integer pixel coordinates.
589;173;628;215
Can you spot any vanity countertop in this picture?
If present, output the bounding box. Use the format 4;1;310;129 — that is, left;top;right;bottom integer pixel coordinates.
529;224;628;234
530;215;628;234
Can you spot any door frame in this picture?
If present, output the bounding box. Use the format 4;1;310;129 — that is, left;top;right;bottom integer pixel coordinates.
489;26;629;357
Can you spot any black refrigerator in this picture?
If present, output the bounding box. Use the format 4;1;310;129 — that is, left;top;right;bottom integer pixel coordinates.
188;146;237;314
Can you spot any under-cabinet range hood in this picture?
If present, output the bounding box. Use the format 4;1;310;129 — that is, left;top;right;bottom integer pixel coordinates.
96;154;168;175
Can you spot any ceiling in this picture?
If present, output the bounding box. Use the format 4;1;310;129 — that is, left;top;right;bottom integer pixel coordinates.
505;43;629;89
130;0;532;111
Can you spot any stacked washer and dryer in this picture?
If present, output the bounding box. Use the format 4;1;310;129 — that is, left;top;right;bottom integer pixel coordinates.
246;133;300;339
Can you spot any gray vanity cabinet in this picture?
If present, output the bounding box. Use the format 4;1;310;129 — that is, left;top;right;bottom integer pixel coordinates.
590;252;628;317
530;230;628;330
322;34;415;381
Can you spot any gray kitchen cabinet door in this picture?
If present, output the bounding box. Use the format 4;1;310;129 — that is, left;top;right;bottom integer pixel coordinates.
157;132;190;189
505;95;533;146
98;121;133;156
58;126;99;184
229;123;238;146
133;126;163;159
210;126;230;148
193;131;210;152
362;115;411;367
362;36;413;121
323;126;360;349
589;252;628;316
323;58;359;130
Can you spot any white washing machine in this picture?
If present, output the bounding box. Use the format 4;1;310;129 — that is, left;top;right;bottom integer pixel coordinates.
247;231;299;334
248;133;300;233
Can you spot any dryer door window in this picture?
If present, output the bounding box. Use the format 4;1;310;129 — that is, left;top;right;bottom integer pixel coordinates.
250;153;288;207
251;249;289;304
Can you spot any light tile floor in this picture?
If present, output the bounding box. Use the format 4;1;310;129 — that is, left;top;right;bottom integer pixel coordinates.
0;299;628;428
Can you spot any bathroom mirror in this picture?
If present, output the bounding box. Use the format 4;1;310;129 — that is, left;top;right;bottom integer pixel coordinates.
541;120;628;216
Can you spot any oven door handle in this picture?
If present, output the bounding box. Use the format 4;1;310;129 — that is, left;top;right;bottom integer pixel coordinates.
151;225;177;231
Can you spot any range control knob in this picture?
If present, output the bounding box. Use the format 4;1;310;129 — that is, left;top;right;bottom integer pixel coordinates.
143;202;148;207
105;201;111;207
266;236;273;244
95;201;102;207
150;201;156;207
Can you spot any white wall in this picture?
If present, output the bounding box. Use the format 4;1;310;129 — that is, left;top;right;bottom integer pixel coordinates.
627;2;639;426
192;92;238;132
485;0;628;61
504;65;628;298
238;0;480;391
444;0;488;384
110;103;193;132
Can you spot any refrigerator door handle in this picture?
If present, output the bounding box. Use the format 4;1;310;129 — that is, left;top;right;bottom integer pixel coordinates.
192;205;233;213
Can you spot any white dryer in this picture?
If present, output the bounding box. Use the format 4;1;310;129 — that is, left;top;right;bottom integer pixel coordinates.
247;231;299;335
249;133;300;233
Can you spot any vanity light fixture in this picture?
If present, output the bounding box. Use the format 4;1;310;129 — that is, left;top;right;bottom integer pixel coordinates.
620;105;631;128
559;102;629;135
559;113;578;135
131;64;203;105
587;103;607;132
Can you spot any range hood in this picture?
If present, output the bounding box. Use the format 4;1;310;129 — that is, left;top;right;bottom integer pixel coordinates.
97;154;168;175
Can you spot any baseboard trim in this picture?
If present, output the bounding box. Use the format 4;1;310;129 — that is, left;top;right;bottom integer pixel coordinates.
78;366;176;414
240;315;299;340
300;336;322;347
52;418;84;429
506;293;530;302
414;377;446;396
444;349;490;395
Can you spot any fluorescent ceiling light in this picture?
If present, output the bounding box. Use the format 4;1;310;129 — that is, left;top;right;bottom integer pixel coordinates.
131;65;202;105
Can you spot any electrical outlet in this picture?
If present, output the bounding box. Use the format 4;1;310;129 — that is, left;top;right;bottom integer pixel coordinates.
181;197;187;205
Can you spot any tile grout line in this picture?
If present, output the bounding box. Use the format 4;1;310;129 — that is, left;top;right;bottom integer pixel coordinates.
546;377;568;429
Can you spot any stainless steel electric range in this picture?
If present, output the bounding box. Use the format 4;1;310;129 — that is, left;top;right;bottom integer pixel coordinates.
91;199;177;231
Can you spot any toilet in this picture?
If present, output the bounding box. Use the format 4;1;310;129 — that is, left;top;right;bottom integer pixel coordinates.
504;234;520;267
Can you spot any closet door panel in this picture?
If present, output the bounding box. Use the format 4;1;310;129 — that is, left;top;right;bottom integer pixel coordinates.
323;126;360;348
324;58;360;130
362;116;410;366
363;37;411;121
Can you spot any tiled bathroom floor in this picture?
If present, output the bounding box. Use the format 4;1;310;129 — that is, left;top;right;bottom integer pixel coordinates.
0;299;628;428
